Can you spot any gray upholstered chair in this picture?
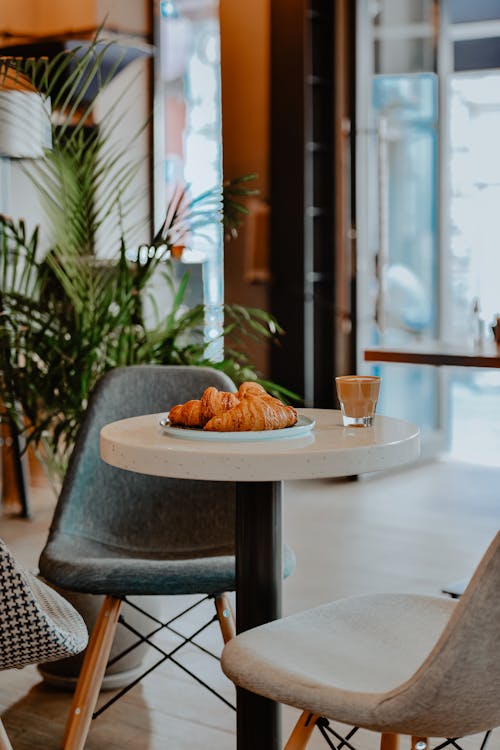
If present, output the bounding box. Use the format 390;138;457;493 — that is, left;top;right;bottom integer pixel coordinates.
38;365;295;750
222;531;500;750
0;538;88;750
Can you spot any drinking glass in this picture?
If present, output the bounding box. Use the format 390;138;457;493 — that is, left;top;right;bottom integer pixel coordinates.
335;375;381;427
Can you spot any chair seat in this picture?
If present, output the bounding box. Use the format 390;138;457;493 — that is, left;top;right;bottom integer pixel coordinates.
222;593;456;734
40;533;296;596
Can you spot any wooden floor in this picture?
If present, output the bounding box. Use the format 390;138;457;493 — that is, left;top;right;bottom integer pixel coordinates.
1;459;499;750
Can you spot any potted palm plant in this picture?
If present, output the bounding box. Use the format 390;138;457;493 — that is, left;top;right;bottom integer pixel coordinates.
0;38;294;490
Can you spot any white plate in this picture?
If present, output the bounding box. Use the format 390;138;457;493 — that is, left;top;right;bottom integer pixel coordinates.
159;414;315;442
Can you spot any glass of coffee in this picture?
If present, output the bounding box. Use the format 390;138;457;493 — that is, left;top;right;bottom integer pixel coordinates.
335;375;381;427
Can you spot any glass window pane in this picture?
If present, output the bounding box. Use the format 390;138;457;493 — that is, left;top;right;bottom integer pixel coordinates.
375;38;435;74
454;37;500;71
373;0;433;27
373;363;437;431
367;74;439;433
447;72;500;339
450;0;500;24
372;74;438;336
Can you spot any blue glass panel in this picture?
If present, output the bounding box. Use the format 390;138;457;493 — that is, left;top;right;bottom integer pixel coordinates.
370;74;438;430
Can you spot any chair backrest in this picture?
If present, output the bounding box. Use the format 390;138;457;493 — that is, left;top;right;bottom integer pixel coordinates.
0;538;87;670
45;365;237;556
376;531;500;737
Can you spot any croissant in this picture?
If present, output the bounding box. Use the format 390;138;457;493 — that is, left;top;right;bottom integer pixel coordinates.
169;387;239;427
237;382;268;399
238;381;291;407
204;395;298;432
200;387;239;425
238;381;295;413
168;399;203;427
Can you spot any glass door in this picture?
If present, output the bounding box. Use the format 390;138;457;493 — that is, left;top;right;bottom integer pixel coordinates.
440;0;500;465
356;0;445;452
356;0;500;464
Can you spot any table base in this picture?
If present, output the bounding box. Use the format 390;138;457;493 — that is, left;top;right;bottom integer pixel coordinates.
236;480;283;750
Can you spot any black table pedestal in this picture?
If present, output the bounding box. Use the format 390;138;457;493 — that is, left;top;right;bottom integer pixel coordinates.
236;480;283;750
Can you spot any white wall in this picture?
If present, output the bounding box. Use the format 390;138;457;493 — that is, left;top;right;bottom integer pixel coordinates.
2;0;152;258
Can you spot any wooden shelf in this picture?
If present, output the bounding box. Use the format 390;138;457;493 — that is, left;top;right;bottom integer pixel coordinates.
364;341;500;369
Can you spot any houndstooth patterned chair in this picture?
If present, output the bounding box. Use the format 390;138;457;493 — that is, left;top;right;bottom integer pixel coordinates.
0;538;88;750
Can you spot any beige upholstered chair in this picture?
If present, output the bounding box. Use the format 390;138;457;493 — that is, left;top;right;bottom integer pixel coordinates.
222;531;500;750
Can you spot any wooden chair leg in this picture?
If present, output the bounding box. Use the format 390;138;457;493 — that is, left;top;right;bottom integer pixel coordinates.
411;738;428;750
285;711;320;750
0;719;13;750
62;595;123;750
381;733;400;750
215;592;236;644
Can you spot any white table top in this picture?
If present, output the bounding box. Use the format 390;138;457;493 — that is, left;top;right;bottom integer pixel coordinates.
101;408;420;482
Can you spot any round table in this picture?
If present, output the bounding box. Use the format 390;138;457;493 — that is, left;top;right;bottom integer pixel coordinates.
101;408;419;750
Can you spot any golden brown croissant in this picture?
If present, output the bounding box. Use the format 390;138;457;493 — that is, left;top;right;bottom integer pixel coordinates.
204;395;298;432
200;387;239;425
237;382;295;414
168;399;203;427
237;382;268;399
169;387;239;427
